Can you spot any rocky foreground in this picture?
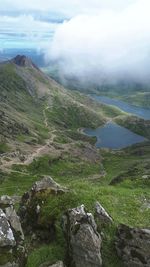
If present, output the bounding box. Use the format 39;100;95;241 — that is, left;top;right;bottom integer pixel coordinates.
0;176;150;267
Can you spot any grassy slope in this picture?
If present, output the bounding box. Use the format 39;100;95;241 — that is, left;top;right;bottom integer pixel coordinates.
115;115;150;139
0;60;126;153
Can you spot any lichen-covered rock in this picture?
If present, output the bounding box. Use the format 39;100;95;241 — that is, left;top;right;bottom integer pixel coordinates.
5;206;24;241
0;209;16;247
31;176;68;194
116;224;150;267
62;205;102;267
19;176;68;241
95;201;113;225
0;207;26;267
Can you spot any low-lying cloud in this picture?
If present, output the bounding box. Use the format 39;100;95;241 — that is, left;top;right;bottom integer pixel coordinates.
46;0;150;84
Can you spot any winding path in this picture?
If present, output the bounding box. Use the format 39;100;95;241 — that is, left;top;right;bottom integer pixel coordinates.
0;106;57;172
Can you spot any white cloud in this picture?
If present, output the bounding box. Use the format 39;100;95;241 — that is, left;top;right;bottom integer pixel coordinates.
46;0;150;83
0;15;58;49
0;0;137;16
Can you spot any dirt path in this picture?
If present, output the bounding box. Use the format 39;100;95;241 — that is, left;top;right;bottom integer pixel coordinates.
0;106;57;172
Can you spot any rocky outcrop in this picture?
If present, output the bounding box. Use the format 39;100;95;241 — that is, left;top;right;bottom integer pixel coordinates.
116;224;150;267
0;206;26;267
62;205;102;267
0;209;16;247
31;176;68;194
95;201;113;225
5;206;24;241
19;176;68;241
12;55;37;69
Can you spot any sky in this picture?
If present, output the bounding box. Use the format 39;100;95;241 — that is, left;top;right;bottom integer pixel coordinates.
1;0;150;83
0;0;137;50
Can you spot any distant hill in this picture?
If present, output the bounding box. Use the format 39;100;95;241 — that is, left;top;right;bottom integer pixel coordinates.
0;55;125;155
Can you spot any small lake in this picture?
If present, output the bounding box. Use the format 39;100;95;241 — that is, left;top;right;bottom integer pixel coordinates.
90;95;150;120
84;122;146;149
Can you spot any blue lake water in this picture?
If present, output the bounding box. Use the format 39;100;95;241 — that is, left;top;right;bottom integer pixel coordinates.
90;95;150;120
84;122;146;149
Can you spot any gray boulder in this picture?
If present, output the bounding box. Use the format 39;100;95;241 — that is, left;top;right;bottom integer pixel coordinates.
0;208;16;247
116;224;150;267
0;207;26;267
5;206;24;241
62;205;102;267
31;176;68;195
95;201;113;225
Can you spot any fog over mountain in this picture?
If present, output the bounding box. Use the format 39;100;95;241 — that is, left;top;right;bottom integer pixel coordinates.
46;0;150;85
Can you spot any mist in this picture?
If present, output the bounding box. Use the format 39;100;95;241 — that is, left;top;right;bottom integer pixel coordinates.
46;0;150;85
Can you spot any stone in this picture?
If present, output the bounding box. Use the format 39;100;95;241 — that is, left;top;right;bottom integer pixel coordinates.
0;209;16;247
39;261;64;267
5;206;24;241
95;201;113;225
142;175;150;179
0;208;26;267
116;224;150;267
31;176;68;194
62;205;102;267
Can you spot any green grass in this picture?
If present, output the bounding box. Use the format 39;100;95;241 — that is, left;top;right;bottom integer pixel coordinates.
0;142;10;154
26;242;65;267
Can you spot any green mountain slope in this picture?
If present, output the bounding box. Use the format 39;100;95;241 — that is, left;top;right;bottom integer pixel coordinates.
0;55;125;155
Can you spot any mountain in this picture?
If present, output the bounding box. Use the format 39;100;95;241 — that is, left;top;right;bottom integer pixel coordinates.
44;66;150;108
0;56;150;267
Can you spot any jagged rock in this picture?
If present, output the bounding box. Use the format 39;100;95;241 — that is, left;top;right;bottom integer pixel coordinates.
0;208;16;247
5;206;24;241
62;205;102;267
19;176;68;241
116;224;150;267
0;208;26;267
12;55;35;68
95;201;113;225
31;176;68;194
